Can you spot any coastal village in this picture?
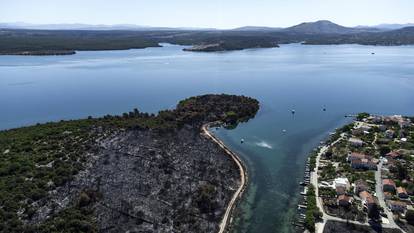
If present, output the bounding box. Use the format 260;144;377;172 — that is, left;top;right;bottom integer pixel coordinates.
299;114;414;233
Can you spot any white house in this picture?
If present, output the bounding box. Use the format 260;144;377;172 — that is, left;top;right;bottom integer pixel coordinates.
334;177;350;190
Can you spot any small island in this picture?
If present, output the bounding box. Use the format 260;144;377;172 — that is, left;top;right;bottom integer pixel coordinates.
0;94;259;233
183;41;279;52
302;113;414;233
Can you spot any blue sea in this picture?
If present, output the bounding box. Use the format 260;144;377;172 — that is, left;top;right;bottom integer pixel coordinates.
1;43;414;232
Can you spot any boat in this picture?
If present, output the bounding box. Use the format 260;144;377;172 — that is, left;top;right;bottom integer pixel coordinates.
241;138;245;144
291;109;296;114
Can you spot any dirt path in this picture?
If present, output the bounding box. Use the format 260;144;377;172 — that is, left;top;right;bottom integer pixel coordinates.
201;123;247;233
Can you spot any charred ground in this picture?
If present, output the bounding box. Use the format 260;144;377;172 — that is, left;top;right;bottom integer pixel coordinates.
0;94;259;233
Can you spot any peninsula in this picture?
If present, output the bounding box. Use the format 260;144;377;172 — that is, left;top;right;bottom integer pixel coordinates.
304;113;414;233
0;94;259;233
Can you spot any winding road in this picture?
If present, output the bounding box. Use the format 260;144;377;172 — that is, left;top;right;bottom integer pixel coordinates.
201;123;248;233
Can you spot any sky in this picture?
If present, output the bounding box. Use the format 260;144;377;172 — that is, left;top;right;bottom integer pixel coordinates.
1;0;414;29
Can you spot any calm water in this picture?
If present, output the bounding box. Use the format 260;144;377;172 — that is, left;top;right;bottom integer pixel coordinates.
1;44;414;233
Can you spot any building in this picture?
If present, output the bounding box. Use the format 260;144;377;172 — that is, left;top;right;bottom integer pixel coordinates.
334;177;350;190
336;186;346;195
359;191;376;210
386;151;401;159
349;138;364;147
350;158;377;170
360;125;372;132
354;179;369;194
386;200;407;213
337;195;353;207
348;152;377;170
347;152;368;162
383;179;396;193
397;187;409;199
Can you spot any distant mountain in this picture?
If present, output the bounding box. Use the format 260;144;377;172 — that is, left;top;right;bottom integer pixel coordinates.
283;20;358;34
0;22;214;31
366;23;414;30
231;26;282;31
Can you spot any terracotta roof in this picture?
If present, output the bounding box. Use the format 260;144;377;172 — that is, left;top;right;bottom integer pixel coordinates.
383;179;396;187
350;152;367;159
386;151;400;158
359;191;371;200
337;194;352;202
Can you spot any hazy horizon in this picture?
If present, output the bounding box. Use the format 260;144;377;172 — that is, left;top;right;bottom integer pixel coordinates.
1;0;414;29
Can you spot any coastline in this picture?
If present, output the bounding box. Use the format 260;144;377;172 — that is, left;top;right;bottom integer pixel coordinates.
201;122;249;233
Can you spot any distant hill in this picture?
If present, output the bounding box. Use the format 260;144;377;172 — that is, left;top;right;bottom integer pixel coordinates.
368;23;414;30
231;26;282;31
0;22;214;31
283;20;358;34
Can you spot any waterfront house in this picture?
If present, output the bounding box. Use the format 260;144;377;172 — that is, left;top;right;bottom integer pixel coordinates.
334;177;350;190
337;195;353;207
386;200;407;213
383;179;396;193
349;138;364;147
354;179;369;194
397;187;409;199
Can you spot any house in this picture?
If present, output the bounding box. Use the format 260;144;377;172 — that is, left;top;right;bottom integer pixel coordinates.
371;116;383;124
383;179;396;193
385;130;395;139
359;191;376;210
349;138;364;147
351;128;364;136
350;158;377;170
396;117;412;128
347;152;368;162
360;125;372;132
354;179;369;194
348;152;377;170
386;151;401;159
337;195;353;207
397;187;409;199
334;177;350;190
336;186;346;195
387;200;407;213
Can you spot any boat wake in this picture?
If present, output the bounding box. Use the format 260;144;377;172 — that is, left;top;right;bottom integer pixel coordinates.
255;141;273;149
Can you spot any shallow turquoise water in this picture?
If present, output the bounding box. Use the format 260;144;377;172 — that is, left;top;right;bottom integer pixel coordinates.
1;43;414;232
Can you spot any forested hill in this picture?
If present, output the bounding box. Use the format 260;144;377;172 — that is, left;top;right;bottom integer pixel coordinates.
1;20;414;54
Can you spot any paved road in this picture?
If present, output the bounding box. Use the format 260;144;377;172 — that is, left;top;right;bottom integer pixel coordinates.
375;160;406;232
311;135;344;233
